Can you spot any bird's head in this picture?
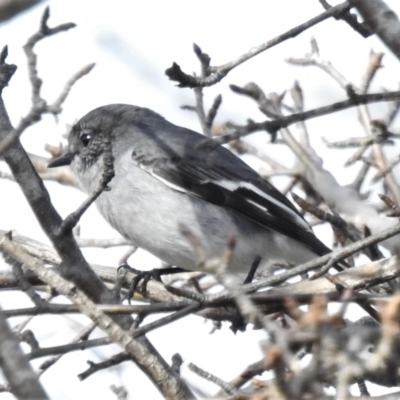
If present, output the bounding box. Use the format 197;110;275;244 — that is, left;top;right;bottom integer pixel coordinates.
48;104;136;172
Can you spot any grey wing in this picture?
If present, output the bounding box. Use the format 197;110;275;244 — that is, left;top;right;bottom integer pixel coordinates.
131;132;332;257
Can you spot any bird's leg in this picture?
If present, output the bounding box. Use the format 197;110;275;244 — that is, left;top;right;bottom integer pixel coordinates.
117;263;188;301
243;255;262;284
228;256;263;333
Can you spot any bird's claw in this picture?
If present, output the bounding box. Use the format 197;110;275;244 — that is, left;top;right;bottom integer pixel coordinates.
118;264;187;303
118;263;163;301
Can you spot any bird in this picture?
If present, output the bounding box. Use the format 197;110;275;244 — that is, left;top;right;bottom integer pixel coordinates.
48;104;334;279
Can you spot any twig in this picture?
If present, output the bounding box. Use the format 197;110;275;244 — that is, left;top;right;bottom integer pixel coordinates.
0;11;194;398
360;51;384;93
345;144;370;166
369;120;400;204
207;94;222;132
47;63;95;116
292;193;360;242
290;80;310;147
379;194;400;218
228;138;290;170
226;359;266;390
350;157;371;192
79;352;131;381
0;46;17;92
165;2;352;87
292;41;400;205
56;130;115;234
372;154;400;183
287;37;351;89
209;221;400;301
0;8;93;155
24;7;75;106
10;259;48;306
0;306;49;399
29;337;111;360
210;89;400;146
181;228;300;381
180;44;213;137
129;302;202;338
3;301;194;318
19;329;39;352
322;135;390;148
0;234;195;399
38;323;96;375
188;362;236;395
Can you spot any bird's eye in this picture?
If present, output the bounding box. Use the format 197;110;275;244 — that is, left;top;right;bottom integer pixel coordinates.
80;133;92;147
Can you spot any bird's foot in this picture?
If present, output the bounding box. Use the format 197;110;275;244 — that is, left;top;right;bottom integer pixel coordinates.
118;264;187;302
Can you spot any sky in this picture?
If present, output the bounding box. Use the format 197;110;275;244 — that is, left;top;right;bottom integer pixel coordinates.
0;1;400;399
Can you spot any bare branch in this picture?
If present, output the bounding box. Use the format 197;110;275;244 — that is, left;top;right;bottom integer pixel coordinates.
56;130;115;235
29;337;111;360
0;9;94;156
0;20;194;398
209;221;400;301
165;2;352;87
0;305;49;399
47;63;95;116
188;362;236;395
0;234;196;400
78;353;130;381
38;323;96;375
210;89;400;146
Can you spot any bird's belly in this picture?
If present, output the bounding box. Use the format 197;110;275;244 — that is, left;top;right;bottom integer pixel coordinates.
94;173;267;271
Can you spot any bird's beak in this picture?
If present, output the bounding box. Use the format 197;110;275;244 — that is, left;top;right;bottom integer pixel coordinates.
48;153;74;168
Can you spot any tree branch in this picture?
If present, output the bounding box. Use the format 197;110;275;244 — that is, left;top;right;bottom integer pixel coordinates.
0;234;196;400
165;1;352;87
0;305;49;399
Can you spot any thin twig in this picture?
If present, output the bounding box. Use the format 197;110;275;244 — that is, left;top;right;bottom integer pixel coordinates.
209;89;400;147
0;234;195;399
166;2;352;87
0;8;93;155
56;131;115;234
